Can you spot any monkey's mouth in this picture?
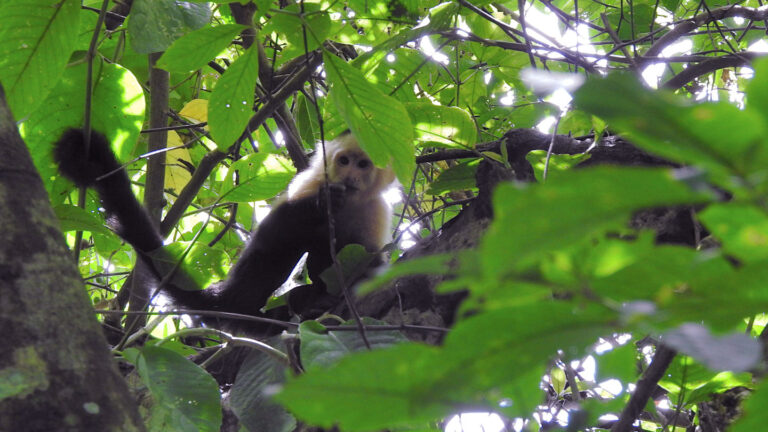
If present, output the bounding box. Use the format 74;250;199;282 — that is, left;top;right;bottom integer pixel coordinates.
344;183;359;193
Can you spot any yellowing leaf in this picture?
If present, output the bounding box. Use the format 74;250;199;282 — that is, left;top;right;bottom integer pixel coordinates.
165;131;193;193
179;98;209;125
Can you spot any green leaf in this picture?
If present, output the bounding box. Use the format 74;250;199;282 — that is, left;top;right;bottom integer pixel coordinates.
726;379;768;432
129;0;212;54
443;303;614;393
22;61;145;190
323;51;415;184
500;103;559;130
699;203;768;263
276;343;447;432
604;4;654;40
596;343;638;384
53;204;110;235
404;103;477;148
746;56;768;134
685;371;751;405
263;4;329;60
358;253;456;295
299;319;408;371
0;0;80;119
481;167;712;276
591;245;708;301
426;159;479;196
223;152;295;201
319;244;380;296
550;366;567;394
156;24;246;73
667;260;768;330
355;2;459;69
575;74;768;184
660;355;726;402
279;303;614;431
559;109;593;137
137;346;221;432
294;92;320;147
208;45;259;149
661;0;681;12
230;348;295;432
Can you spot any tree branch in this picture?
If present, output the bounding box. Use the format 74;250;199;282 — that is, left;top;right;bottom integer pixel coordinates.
611;345;676;432
642;5;768;65
662;52;759;90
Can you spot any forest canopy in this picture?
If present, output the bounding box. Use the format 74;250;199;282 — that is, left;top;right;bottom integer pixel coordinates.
1;0;768;431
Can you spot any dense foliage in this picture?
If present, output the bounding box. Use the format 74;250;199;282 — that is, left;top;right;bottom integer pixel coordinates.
1;0;768;431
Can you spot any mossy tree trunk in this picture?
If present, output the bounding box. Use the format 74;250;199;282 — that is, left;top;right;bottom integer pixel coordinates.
0;85;145;431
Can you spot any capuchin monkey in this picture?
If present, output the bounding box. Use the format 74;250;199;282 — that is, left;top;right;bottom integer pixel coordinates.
54;128;396;329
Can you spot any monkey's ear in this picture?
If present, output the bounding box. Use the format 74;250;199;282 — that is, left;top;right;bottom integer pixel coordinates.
378;166;396;187
53;128;121;187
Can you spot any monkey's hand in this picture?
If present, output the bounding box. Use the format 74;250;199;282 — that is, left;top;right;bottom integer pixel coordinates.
318;182;347;214
53;128;121;187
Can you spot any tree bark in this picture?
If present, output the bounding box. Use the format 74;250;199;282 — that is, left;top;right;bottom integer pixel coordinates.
0;85;145;431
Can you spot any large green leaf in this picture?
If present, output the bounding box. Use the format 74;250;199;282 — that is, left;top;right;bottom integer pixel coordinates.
699;203;768;263
481;166;712;277
404;103;477;148
53;204;110;235
604;4;655;40
731;379;768;432
230;348;295;432
441;303;614;394
156;24;246;73
590;245;718;301
222;152;295;201
355;2;459;70
596;343;638;384
324;51;415;184
0;0;79;119
299;319;408;371
129;0;212;54
746;56;768;132
277;303;614;431
21;61;145;191
263;4;329;61
668;260;768;329
137;345;221;432
276;343;448;431
208;45;259;149
575;74;768;184
426;159;479;195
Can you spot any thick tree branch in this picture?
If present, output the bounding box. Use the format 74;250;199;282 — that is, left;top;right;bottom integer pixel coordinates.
662;52;760;90
146;52;170;224
160;149;227;236
642;5;768;65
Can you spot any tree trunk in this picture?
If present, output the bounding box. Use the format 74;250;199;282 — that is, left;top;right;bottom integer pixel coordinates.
0;85;145;431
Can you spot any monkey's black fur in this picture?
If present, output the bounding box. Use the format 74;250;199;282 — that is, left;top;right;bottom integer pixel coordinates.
54;128;163;253
54;128;340;327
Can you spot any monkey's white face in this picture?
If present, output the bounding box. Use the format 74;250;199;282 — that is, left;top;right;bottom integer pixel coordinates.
330;149;378;195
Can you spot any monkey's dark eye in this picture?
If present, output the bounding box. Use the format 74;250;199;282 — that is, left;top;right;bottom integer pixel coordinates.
357;159;371;169
338;155;350;165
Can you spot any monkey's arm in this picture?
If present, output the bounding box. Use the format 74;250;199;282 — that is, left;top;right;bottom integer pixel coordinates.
212;195;332;313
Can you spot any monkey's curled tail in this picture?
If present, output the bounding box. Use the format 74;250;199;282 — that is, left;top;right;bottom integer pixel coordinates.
53;128;215;310
54;128;164;253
